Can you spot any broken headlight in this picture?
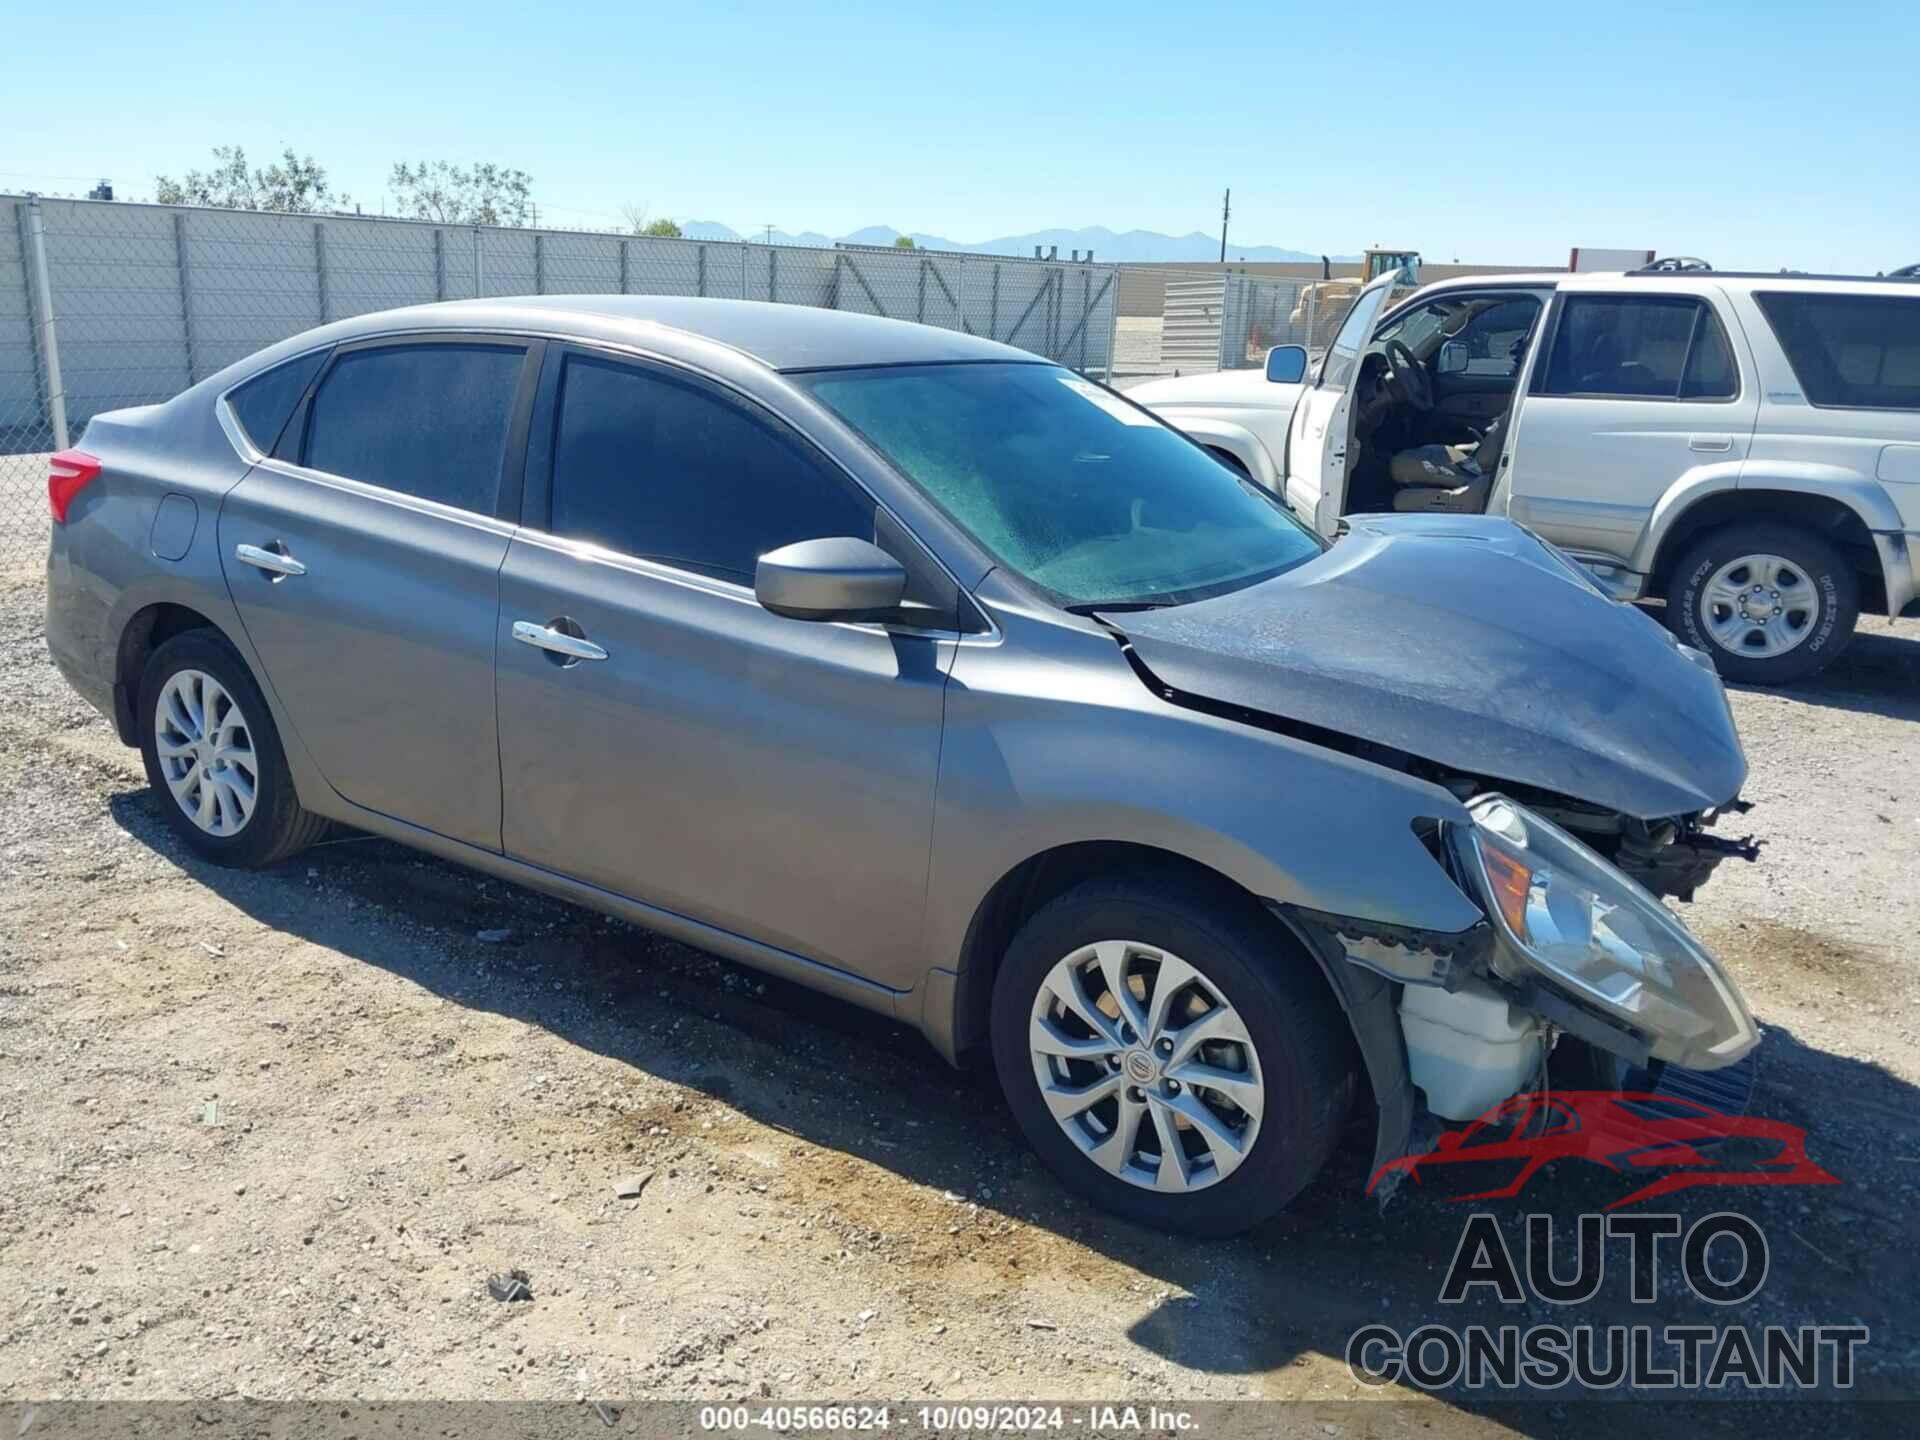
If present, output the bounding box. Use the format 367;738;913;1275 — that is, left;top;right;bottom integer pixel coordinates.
1450;794;1758;1071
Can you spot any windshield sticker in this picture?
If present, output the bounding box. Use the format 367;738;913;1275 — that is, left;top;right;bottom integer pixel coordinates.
1057;376;1159;426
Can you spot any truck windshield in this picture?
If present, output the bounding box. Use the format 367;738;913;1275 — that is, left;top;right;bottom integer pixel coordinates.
797;362;1322;609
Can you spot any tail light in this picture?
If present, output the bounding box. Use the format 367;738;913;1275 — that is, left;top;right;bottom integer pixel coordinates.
48;450;102;523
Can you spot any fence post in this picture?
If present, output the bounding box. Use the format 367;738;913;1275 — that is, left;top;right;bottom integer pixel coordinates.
314;223;328;323
1105;267;1121;383
619;238;630;294
697;244;707;297
173;212;198;383
472;225;484;299
769;247;779;304
21;196;69;451
916;258;927;324
1080;270;1090;373
989;264;1000;341
533;233;545;295
434;229;446;301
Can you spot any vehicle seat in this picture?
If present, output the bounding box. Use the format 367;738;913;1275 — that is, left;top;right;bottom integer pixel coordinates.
1388;411;1506;489
1391;474;1493;513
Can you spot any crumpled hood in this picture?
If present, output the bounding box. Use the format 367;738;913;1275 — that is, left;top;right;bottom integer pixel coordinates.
1113;515;1747;820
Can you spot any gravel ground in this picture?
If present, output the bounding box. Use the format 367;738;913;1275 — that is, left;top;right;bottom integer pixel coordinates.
1;543;1917;1429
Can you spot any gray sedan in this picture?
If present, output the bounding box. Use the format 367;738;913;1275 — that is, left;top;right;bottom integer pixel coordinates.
45;297;1759;1234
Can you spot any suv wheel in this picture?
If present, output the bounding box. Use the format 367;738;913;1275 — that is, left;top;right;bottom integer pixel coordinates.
990;876;1353;1236
1665;523;1858;685
138;629;328;867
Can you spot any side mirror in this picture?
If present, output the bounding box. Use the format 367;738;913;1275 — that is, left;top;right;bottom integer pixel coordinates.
1437;340;1470;375
755;537;907;623
1265;344;1308;384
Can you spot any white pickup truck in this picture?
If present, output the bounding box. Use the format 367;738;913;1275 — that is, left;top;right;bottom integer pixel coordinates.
1131;266;1920;684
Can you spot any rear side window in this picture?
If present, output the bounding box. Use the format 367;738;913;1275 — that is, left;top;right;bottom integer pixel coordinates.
1540;295;1738;401
547;354;873;584
303;343;526;513
227;350;326;452
1756;292;1920;410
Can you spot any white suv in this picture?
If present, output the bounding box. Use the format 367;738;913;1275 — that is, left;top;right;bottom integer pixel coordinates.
1132;267;1920;684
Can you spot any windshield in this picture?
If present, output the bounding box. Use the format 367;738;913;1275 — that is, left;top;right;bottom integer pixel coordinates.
797;363;1322;608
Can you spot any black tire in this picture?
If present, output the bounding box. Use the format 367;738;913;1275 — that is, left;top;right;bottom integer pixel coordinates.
137;628;327;868
1664;523;1858;685
1206;446;1251;477
990;874;1354;1237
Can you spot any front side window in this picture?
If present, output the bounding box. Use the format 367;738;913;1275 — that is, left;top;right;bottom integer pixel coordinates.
546;354;873;584
303;342;526;513
799;363;1322;609
1319;283;1394;390
1756;292;1920;410
1453;297;1542;378
1540;295;1737;401
228;350;326;453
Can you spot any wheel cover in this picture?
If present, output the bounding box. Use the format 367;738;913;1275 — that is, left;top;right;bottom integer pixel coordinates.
154;669;259;837
1028;940;1264;1193
1699;552;1820;660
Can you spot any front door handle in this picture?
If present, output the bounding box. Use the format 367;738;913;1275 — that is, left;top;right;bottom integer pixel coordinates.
512;619;608;663
1689;434;1734;453
234;542;306;578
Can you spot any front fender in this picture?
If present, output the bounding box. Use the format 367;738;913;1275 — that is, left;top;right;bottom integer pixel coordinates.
920;604;1483;998
1156;413;1282;490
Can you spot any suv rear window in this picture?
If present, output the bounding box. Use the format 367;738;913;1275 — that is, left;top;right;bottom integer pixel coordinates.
1756;292;1920;410
1539;295;1737;401
227;350;326;452
302;342;526;514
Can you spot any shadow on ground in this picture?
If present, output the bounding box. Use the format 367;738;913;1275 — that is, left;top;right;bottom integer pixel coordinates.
1736;624;1920;722
107;787;1920;1424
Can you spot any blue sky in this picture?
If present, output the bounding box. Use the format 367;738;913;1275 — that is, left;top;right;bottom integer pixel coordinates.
6;0;1916;271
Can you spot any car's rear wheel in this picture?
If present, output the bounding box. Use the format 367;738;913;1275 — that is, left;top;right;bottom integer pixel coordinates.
138;629;327;867
990;875;1353;1236
1664;523;1858;685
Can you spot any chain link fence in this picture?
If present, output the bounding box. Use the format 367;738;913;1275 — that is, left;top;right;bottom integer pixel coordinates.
1;194;1122;564
1111;265;1367;388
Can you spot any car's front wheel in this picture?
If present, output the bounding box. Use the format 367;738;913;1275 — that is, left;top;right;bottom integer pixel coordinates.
990;875;1354;1236
138;628;327;867
1665;523;1858;685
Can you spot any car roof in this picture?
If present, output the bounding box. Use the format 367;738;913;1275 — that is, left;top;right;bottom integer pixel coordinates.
312;295;1043;372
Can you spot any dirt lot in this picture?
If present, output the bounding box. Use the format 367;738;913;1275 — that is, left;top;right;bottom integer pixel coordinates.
2;541;1917;1431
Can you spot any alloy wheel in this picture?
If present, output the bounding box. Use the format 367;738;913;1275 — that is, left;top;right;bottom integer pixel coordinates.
154;669;259;836
1028;940;1264;1193
1699;553;1819;659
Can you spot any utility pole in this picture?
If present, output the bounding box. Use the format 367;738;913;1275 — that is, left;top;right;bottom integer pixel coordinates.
1219;188;1231;262
765;223;774;245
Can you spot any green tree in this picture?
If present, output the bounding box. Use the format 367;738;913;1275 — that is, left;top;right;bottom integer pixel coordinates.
640;217;682;238
389;161;533;227
892;234;917;249
155;146;341;212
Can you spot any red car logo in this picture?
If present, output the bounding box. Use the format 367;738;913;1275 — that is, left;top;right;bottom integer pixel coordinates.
1369;1091;1839;1209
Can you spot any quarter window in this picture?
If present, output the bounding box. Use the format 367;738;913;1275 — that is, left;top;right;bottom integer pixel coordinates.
227;350;326;453
546;354;873;584
1540;296;1738;401
303;342;527;513
1756;292;1920;410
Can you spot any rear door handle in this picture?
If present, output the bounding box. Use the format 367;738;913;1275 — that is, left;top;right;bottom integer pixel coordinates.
1689;434;1734;453
512;619;608;663
234;542;306;578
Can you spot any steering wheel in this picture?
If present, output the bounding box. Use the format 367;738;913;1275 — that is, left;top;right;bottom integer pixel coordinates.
1383;339;1435;412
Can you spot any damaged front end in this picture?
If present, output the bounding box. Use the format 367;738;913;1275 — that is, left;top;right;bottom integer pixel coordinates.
1419;773;1761;903
1282;793;1761;1190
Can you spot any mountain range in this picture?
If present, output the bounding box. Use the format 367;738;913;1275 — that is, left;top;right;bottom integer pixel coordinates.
679;221;1343;264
